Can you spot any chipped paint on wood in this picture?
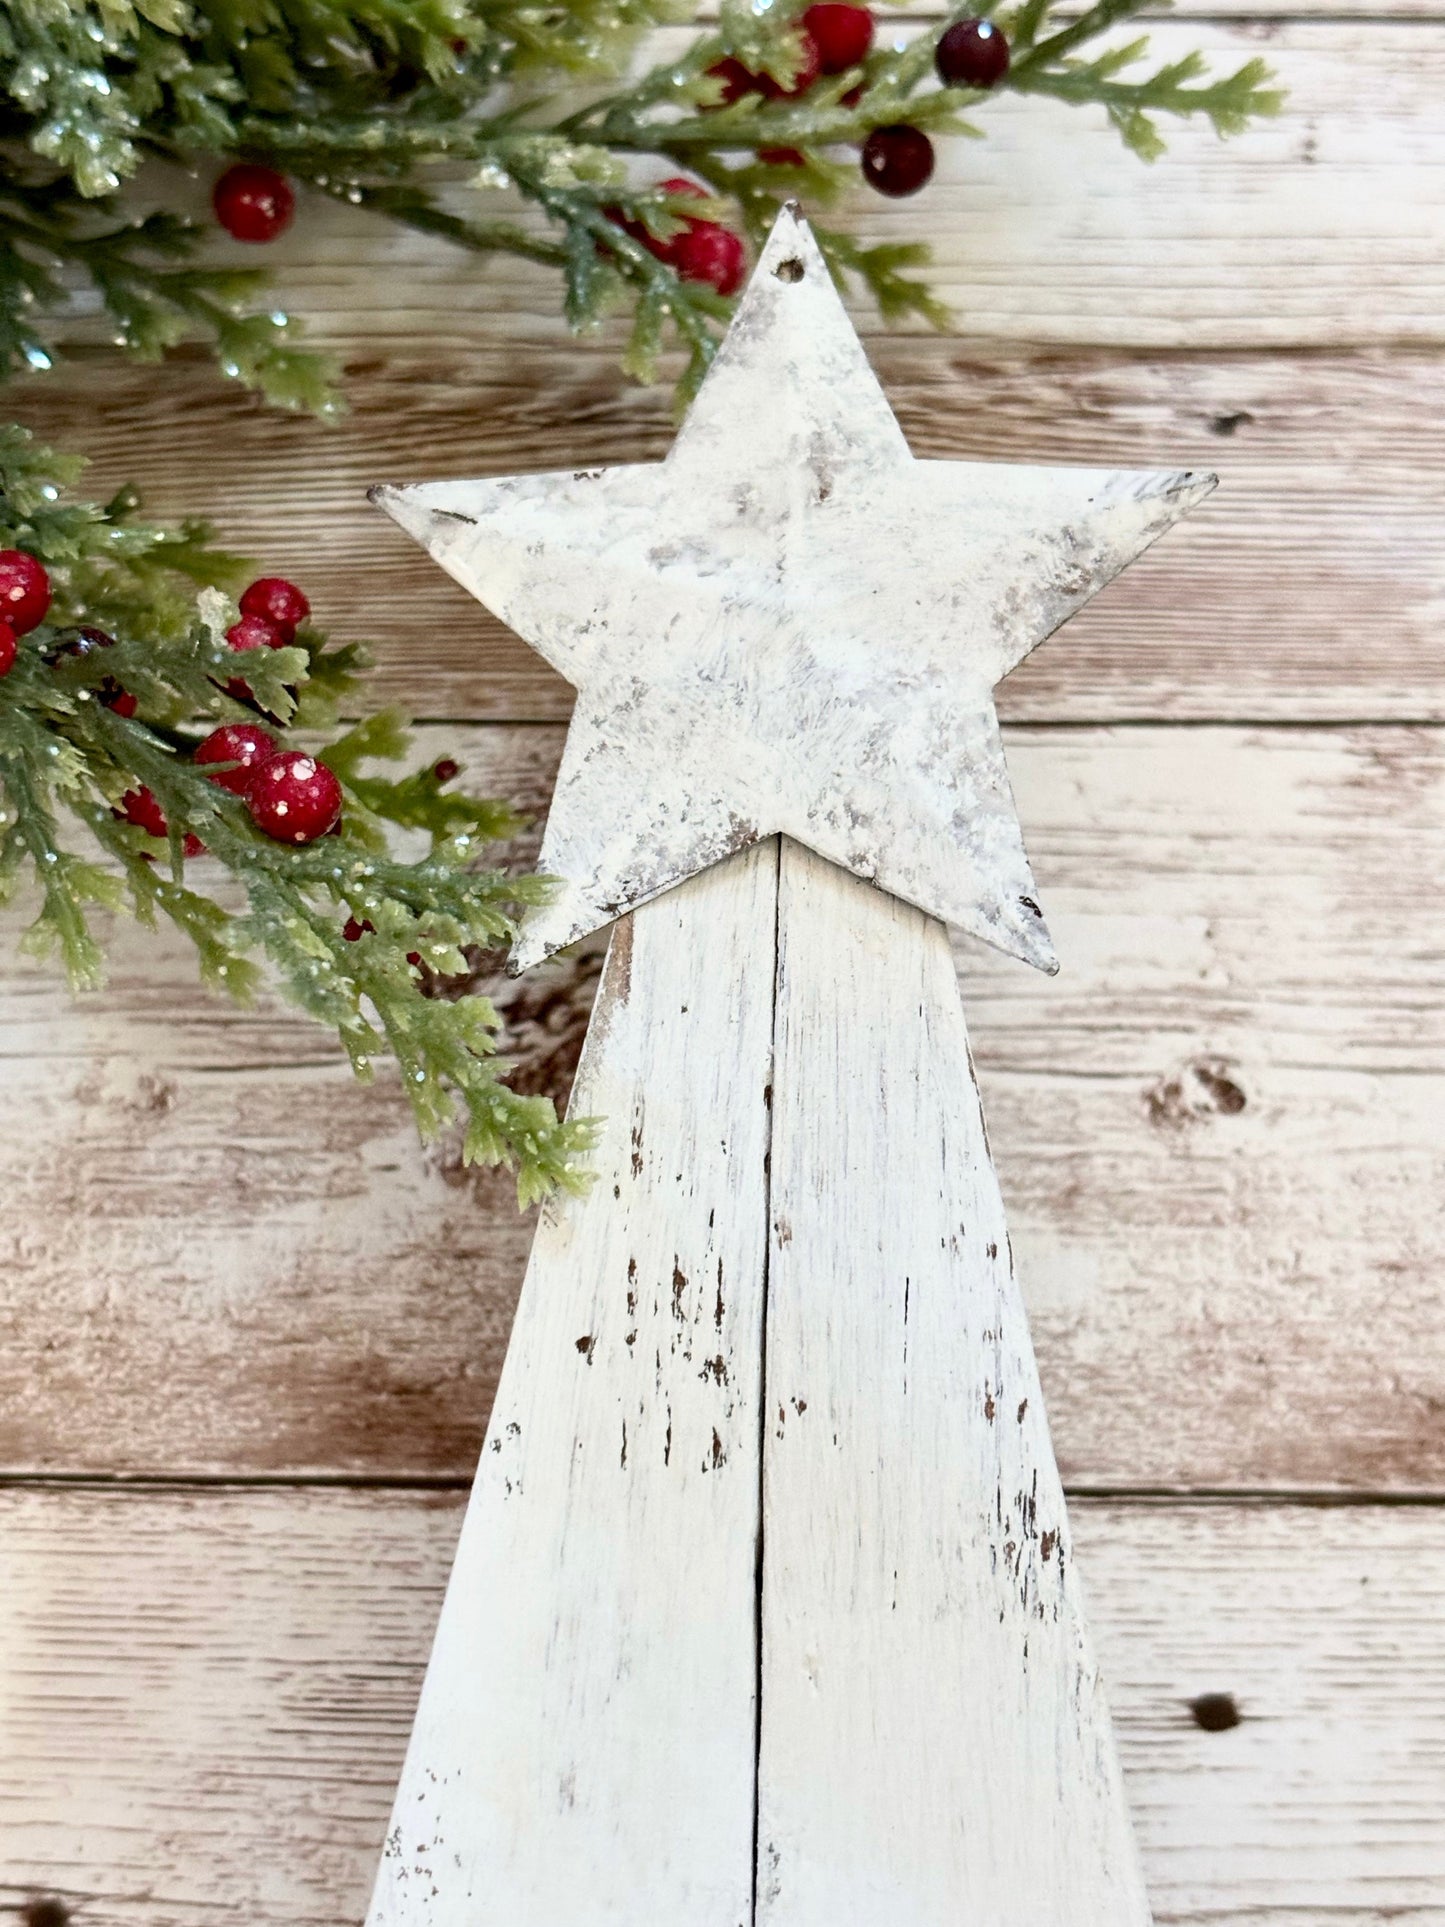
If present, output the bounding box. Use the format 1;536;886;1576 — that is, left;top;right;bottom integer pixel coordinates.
759;841;1149;1921
7;1486;1445;1925
374;207;1211;976
365;840;777;1927
0;722;1442;1489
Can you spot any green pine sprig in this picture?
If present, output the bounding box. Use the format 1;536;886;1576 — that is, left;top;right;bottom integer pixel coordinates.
0;0;1281;412
0;424;593;1204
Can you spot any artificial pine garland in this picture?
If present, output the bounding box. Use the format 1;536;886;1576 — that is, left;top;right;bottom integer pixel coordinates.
0;424;594;1201
0;0;1280;1197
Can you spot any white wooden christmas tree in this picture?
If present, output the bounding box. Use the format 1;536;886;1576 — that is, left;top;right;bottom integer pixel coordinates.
367;204;1213;1926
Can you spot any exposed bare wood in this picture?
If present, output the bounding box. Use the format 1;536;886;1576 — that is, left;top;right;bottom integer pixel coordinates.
11;346;1441;724
3;1487;1443;1927
0;723;1440;1491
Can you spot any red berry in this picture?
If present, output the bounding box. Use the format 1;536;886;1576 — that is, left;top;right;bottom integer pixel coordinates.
194;723;278;795
707;55;762;103
802;3;873;72
602;178;700;253
407;951;423;969
668;221;747;296
935;16;1010;88
861;123;934;197
0;620;16;677
246;750;343;844
116;785;202;853
432;758;460;784
226;612;285;654
118;785;167;837
52;624;113;659
0;550;51;635
615;181;748;296
343;916;376;942
239;577;310;643
706;32;822;102
49;626;139;715
644;180;747;294
213;164;295;243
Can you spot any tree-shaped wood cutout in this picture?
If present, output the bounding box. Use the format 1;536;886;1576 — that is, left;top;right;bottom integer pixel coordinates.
368;204;1213;1926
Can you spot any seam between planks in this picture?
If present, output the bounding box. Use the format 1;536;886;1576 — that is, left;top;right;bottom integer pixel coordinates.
4;1472;1445;1505
751;832;784;1927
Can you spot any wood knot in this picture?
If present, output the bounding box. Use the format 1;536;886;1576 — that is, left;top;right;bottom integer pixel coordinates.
1145;1057;1247;1129
1188;1691;1241;1732
773;257;805;282
22;1900;73;1927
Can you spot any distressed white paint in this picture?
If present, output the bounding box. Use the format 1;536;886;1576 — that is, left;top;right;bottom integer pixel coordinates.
10;1488;1445;1927
760;839;1150;1922
374;206;1212;976
363;204;1218;1922
366;840;777;1927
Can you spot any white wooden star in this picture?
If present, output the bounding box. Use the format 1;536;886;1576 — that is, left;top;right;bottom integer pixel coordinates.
374;205;1212;973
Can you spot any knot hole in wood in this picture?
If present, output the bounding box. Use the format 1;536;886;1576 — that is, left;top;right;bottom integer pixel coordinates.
1188;1692;1242;1732
773;256;805;282
21;1899;72;1927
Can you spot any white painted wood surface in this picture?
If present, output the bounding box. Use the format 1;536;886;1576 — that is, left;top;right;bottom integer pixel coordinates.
365;205;1217;1918
367;841;776;1927
0;3;1441;1913
377;207;1209;975
2;723;1441;1493
6;1486;1445;1927
760;840;1147;1922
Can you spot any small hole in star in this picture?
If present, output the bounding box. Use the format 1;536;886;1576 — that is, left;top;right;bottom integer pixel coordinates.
774;257;805;283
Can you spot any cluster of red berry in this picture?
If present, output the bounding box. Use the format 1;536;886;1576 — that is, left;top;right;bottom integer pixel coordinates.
209;11;1011;297
0;548;343;850
614;9;1012;291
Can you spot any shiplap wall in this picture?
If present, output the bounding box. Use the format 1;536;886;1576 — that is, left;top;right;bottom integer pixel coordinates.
2;4;1443;1920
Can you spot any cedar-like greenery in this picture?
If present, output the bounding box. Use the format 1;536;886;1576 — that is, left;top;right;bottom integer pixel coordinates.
0;0;1282;406
0;424;595;1203
0;2;1279;1198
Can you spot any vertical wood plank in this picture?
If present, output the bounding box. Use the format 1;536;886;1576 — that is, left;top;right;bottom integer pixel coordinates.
365;840;779;1927
757;837;1149;1924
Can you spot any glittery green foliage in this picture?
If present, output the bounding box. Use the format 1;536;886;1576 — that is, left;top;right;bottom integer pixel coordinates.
0;425;594;1203
0;0;1282;406
0;5;1280;1200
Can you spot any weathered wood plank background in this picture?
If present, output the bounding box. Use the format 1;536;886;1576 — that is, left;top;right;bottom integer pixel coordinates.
2;2;1443;1919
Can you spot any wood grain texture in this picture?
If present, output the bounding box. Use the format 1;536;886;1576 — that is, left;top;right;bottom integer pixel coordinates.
1;723;1441;1490
3;1486;1443;1927
11;345;1441;724
367;843;776;1927
0;4;1438;1908
759;841;1148;1923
